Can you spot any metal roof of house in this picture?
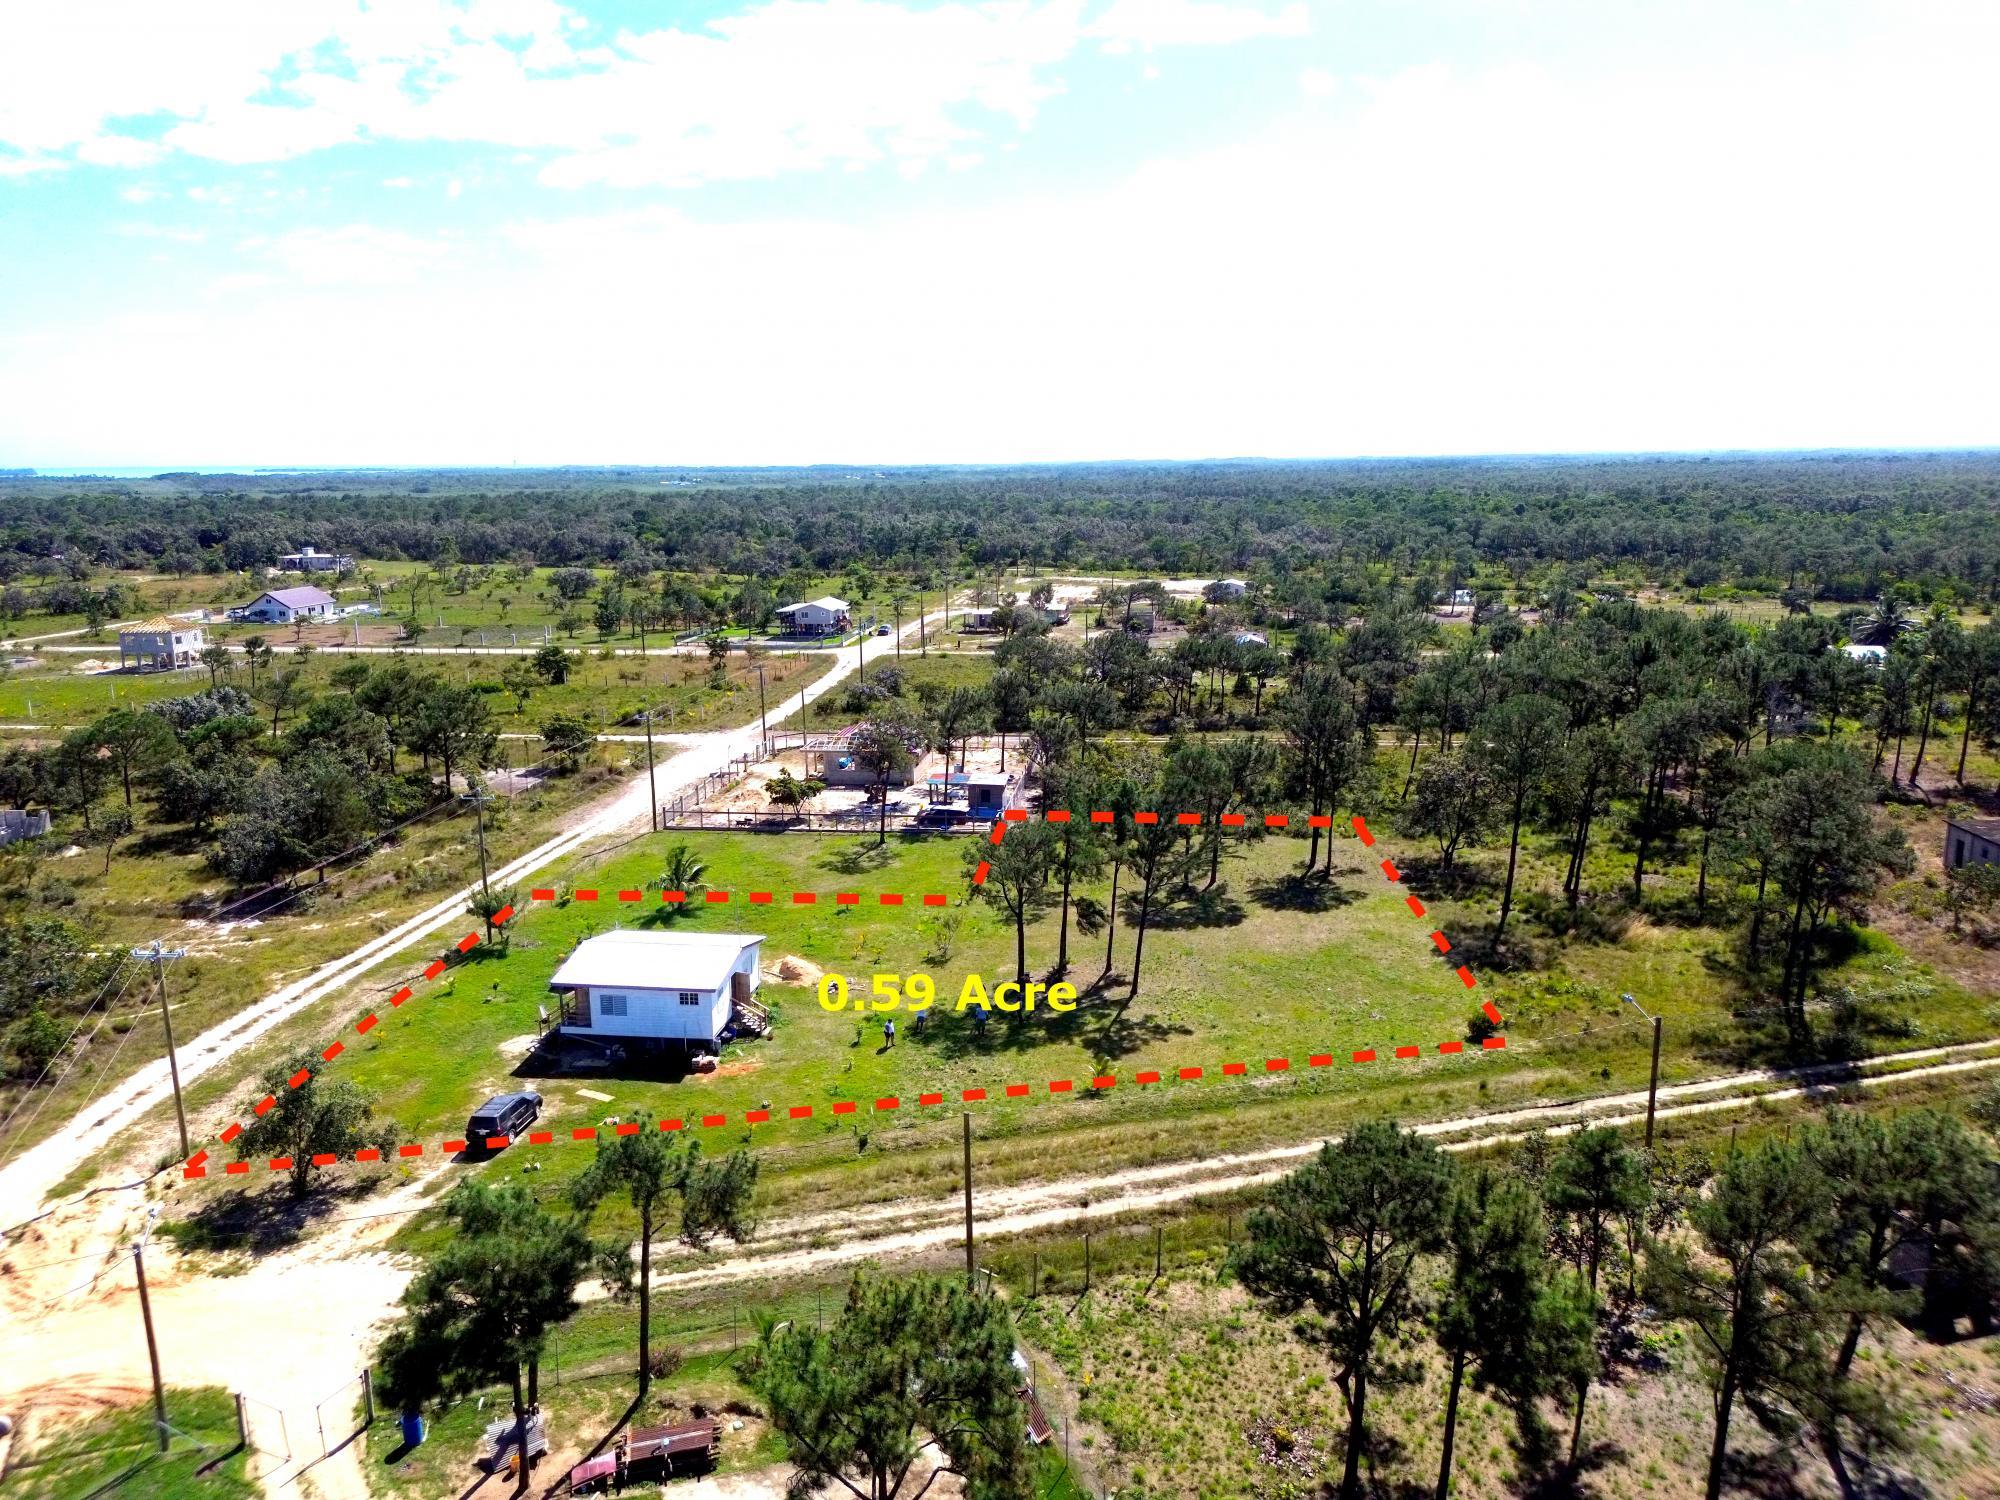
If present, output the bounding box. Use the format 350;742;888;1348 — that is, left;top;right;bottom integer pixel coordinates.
254;586;337;609
776;596;849;613
120;616;194;633
1948;816;2000;841
549;930;765;992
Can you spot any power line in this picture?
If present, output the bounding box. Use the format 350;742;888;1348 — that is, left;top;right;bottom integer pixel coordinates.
0;961;138;1167
0;957;131;1143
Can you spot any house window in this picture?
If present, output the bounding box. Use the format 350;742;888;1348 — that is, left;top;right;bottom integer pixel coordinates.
679;991;703;1006
598;992;628;1017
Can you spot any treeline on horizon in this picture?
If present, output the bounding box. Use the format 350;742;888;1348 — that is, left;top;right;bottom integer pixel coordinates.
4;452;2000;599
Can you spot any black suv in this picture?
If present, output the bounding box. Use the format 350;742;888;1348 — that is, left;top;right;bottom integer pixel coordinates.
466;1091;542;1149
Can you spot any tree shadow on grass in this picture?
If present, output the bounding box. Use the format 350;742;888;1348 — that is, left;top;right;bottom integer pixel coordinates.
818;839;900;876
1079;996;1195;1062
1395;855;1499;904
1140;886;1246;931
1716;1444;1844;1500
1517;1440;1631;1500
162;1176;381;1255
1246;873;1360;913
1355;1427;1430;1500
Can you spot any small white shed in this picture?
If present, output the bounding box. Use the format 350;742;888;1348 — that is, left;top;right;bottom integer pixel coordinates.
549;930;765;1052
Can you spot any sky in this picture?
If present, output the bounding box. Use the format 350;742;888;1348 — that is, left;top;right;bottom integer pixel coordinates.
0;0;1995;469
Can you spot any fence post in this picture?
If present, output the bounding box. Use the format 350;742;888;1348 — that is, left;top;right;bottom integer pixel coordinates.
1083;1232;1091;1294
1154;1226;1162;1281
235;1393;248;1448
362;1368;375;1426
1031;1250;1039;1298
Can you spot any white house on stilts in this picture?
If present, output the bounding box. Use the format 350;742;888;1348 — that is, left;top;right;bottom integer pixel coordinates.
548;930;768;1056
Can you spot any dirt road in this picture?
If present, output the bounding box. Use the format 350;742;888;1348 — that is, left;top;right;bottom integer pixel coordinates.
4;1036;1993;1500
0;606;946;1234
644;1038;2000;1290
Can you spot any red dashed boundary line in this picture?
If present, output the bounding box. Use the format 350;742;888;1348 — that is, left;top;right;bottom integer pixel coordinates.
180;812;1501;1181
530;887;953;908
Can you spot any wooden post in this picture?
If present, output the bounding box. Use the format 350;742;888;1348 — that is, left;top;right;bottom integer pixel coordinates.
1083;1232;1091;1293
962;1112;976;1285
134;1243;169;1453
1031;1250;1039;1298
1154;1225;1163;1280
235;1392;249;1448
363;1369;375;1425
1644;1015;1663;1150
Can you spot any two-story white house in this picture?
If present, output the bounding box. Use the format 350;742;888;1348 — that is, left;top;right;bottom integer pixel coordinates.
549;930;767;1055
772;596;851;637
117;616;205;671
235;585;337;625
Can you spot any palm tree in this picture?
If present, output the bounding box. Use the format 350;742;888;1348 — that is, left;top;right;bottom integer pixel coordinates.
657;842;707;902
1860;594;1915;646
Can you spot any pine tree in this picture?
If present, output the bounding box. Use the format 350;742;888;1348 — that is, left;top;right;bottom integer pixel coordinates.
1235;1123;1455;1500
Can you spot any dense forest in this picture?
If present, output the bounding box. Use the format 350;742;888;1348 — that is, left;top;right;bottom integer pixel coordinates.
5;452;2000;597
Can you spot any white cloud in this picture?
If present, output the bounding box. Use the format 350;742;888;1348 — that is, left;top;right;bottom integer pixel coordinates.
1299;65;1334;97
3;5;1995;464
0;0;1305;186
75;135;165;168
0;153;62;178
1088;0;1306;51
236;224;452;286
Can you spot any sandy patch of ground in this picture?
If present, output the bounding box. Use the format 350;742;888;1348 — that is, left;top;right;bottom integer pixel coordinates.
498;1033;541;1059
763;954;824;986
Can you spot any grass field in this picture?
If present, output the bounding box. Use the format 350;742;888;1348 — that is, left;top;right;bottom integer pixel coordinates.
293;829;1477;1187
0;640;834;738
0;742;650;1170
145;764;1997;1256
4;1386;256;1500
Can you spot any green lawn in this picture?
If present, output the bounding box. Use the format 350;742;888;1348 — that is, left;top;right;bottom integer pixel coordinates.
0;642;833;737
4;1387;255;1500
305;829;1470;1188
143;753;1996;1245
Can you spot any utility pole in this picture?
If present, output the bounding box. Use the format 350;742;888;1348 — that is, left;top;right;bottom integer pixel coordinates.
1646;1014;1663;1149
134;1222;168;1452
133;944;190;1158
1622;993;1663;1151
962;1112;976;1286
754;665;768;748
462;787;492;901
894;600;902;665
918;592;928;656
640;711;659;832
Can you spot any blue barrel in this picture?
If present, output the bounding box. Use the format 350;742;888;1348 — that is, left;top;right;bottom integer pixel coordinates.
400;1411;427;1448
